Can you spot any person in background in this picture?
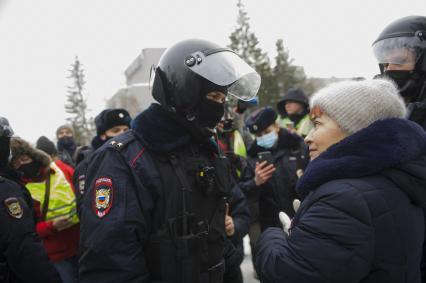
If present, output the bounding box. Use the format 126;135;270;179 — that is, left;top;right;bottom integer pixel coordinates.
74;108;131;166
0;117;61;283
73;108;131;217
216;116;247;180
37;136;74;183
276;88;313;137
56;125;77;168
256;79;426;283
239;106;305;276
12;137;79;283
232;97;259;148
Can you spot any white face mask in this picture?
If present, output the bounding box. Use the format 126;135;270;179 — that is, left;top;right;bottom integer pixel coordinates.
257;131;278;149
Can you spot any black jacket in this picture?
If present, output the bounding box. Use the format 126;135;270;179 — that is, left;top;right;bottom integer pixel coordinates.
239;129;305;230
73;135;108;217
255;118;426;283
224;184;250;276
0;170;61;283
79;104;234;283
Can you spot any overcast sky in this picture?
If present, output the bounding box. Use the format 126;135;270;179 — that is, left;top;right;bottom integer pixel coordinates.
0;0;425;143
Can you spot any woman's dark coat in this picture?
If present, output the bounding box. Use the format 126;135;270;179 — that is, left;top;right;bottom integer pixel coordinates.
255;118;426;283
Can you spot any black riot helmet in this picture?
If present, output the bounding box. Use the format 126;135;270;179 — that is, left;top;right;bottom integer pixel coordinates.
0;116;14;168
372;16;426;102
151;39;261;123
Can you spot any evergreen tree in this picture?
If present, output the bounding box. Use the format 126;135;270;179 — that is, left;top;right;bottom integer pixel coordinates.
273;39;307;102
229;0;273;106
65;57;94;145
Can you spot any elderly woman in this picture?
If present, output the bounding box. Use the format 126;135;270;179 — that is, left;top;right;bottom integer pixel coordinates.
255;79;426;283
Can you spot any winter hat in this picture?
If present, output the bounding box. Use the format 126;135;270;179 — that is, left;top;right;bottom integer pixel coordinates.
10;137;51;167
36;136;58;156
277;88;309;116
246;106;278;134
95;108;131;136
56;125;74;138
310;78;406;135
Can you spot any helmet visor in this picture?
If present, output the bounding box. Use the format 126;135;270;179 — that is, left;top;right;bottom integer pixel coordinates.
185;49;261;101
373;37;426;66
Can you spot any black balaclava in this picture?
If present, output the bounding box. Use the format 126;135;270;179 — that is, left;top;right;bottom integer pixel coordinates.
0;137;11;168
18;161;42;180
382;70;424;101
57;136;77;155
196;79;227;129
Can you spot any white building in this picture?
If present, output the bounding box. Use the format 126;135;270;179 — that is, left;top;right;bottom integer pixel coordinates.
107;48;165;117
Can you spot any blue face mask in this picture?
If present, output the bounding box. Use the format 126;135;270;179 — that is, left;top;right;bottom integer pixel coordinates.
257;131;278;149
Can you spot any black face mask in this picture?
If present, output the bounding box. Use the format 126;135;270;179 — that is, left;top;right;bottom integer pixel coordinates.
19;162;42;179
57;136;76;151
382;70;421;100
197;97;225;129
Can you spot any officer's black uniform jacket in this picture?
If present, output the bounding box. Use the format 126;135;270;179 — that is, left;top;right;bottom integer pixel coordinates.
223;184;250;282
0;169;61;283
79;104;232;283
239;129;305;231
73;136;106;217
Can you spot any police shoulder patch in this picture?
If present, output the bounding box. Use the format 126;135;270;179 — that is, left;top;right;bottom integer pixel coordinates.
4;197;23;219
93;177;114;218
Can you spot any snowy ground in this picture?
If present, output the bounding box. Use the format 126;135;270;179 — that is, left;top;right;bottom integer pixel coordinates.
241;236;259;283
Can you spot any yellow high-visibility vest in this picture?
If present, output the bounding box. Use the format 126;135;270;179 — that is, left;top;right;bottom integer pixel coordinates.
233;130;247;158
26;162;79;224
276;115;313;137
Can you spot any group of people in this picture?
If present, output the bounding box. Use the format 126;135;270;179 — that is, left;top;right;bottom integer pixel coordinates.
0;15;426;283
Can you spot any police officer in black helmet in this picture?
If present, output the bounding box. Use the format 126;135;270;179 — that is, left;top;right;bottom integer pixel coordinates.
373;15;426;282
79;39;260;283
0;117;61;283
373;15;426;128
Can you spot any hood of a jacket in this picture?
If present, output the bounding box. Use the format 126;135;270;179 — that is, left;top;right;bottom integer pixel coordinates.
297;118;426;206
10;137;51;167
248;128;303;157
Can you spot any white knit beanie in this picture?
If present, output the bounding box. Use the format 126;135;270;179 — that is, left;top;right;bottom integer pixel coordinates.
310;78;407;135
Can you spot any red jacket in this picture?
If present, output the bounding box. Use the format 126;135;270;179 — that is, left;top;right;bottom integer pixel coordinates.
34;160;79;262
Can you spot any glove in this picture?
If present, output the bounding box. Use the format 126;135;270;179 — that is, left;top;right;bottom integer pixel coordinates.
279;199;301;235
293;199;301;213
279;211;291;235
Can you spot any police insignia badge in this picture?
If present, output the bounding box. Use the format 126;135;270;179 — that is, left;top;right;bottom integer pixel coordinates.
4;197;23;219
93;177;113;218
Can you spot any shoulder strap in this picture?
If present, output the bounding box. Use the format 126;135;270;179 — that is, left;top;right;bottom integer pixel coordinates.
41;170;51;221
167;153;193;235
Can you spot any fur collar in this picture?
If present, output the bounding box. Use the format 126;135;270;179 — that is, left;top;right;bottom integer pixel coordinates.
297;118;426;201
10;137;51;167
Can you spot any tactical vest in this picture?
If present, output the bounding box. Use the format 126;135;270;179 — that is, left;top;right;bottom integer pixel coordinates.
26;162;79;224
110;132;231;283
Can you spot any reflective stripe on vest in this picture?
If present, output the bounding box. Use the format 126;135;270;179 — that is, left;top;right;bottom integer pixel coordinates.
26;162;79;224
